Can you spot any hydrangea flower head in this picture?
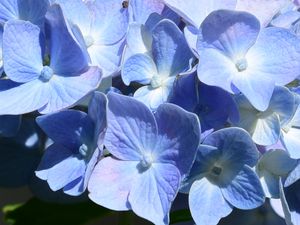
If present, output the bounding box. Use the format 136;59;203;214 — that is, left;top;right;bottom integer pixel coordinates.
35;92;107;196
197;9;300;111
88;92;200;224
0;4;102;115
181;127;265;225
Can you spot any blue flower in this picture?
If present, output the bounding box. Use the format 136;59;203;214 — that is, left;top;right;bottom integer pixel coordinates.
181;127;265;225
0;4;102;115
35;92;107;196
88;92;200;225
197;10;300;111
122;19;193;110
0;0;50;28
235;86;295;145
169;72;239;132
54;0;129;77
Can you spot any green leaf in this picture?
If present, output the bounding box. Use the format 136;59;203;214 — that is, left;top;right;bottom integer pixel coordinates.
3;198;113;225
170;209;193;224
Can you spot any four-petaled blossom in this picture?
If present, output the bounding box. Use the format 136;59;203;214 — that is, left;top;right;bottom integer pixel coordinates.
181;127;265;225
122;19;193;110
235;86;295;145
0;4;102;115
197;10;300;111
88;92;200;225
36;92;107;196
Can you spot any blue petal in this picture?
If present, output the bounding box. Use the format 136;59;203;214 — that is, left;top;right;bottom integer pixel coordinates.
285;162;300;187
129;163;181;225
88;92;107;148
246;27;300;86
104;92;157;161
232;69;275;111
0;79;49;115
198;10;260;59
236;0;289;27
197;48;236;93
165;0;237;28
133;77;175;110
203;127;259;169
45;4;89;76
152;19;193;76
88;157;137;210
154;103;200;176
221;165;265;209
252;113;281;145
189;177;233;225
0;0;49;27
129;0;164;24
88;41;124;78
3;20;43;82
36;110;89;150
86;0;128;45
38;67;102;114
122;53;157;85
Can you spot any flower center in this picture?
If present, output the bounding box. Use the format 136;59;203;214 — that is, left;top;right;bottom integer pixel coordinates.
79;144;89;157
84;35;94;48
235;58;248;72
211;166;222;176
150;75;163;88
40;66;53;82
137;153;153;173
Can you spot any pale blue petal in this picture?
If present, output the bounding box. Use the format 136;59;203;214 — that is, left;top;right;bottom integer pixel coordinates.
88;157;137;210
282;128;300;159
152;19;193;76
189;177;233;225
129;0;164;24
252;113;281;145
268;86;295;126
104;92;157;160
54;0;92;35
153;103;200;176
129;163;180;225
285;162;300;187
221;165;265;209
35;143;73;181
0;0;18;23
125;22;152;57
46;156;86;192
46;4;89;76
134;77;175;110
271;11;300;28
88;41;124;78
38;67;102;114
198;10;260;59
236;0;289;27
87;0;128;45
246;27;300;85
122;53;157;85
0;79;49;115
165;0;237;28
36;110;88;150
3;20;43;82
184;25;198;56
232;70;275;111
197;48;236;93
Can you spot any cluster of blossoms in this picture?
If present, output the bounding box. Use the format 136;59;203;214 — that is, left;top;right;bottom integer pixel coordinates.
1;0;300;225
